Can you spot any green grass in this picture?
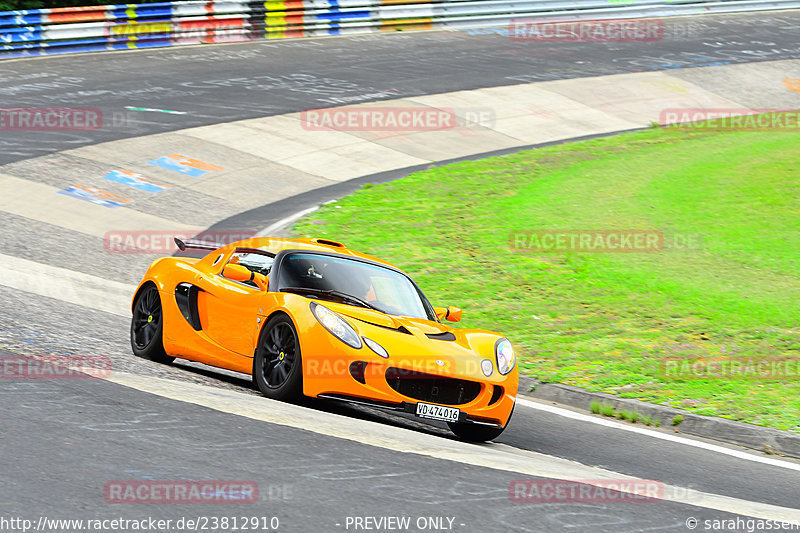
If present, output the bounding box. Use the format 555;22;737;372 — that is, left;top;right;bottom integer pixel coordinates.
618;410;640;423
588;402;658;426
295;120;800;432
600;403;616;417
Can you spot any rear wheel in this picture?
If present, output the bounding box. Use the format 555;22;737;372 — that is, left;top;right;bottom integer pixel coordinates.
131;284;174;364
448;406;514;442
253;314;303;401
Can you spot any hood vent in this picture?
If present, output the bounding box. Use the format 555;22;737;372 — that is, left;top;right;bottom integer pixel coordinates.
425;331;456;341
312;238;345;248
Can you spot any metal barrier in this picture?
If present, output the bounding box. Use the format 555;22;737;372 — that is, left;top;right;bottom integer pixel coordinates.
1;0;798;58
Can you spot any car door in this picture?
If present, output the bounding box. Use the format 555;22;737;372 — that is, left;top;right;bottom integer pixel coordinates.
194;249;275;359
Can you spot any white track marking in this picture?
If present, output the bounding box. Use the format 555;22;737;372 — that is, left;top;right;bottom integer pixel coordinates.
517;398;800;472
124;106;187;115
106;371;800;523
0;253;134;317
256;206;318;237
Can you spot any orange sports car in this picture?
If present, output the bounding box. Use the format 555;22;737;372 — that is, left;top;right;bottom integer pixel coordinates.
130;237;518;441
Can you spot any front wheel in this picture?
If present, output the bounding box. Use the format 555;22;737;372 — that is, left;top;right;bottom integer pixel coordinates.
253;314;303;402
131;284;174;364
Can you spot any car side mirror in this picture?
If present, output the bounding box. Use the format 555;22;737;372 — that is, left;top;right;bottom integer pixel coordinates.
434;306;462;322
223;264;268;291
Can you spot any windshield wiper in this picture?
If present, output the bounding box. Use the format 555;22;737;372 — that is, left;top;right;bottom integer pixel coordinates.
280;287;386;313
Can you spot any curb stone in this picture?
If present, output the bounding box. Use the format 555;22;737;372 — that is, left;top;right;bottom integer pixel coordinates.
518;376;800;460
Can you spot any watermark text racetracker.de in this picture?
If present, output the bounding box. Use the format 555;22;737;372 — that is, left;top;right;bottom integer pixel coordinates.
305;356;460;382
1;355;112;379
0;107;142;132
103;230;258;254
104;480;258;504
662;357;800;381
469;19;703;39
510;230;702;253
300;106;495;131
660;108;800;130
509;18;664;42
0;107;101;131
509;479;663;503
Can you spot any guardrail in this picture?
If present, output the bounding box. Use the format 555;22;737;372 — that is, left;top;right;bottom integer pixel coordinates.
1;0;798;58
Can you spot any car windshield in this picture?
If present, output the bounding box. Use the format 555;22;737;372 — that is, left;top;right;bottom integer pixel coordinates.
277;252;434;320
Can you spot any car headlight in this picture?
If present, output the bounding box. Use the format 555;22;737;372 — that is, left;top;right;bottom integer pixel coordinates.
481;359;494;377
363;337;389;358
310;302;362;349
495;338;515;375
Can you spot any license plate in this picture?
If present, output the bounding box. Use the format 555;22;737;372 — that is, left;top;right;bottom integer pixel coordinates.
416;402;460;422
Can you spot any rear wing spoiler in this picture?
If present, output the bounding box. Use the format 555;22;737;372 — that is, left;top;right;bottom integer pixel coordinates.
174;237;223;252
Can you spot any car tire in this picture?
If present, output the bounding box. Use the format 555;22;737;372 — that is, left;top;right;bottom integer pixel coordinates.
447;406;514;442
253;314;303;402
131;283;174;364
